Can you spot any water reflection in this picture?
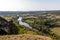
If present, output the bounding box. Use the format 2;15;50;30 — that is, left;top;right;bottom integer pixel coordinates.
18;17;32;29
18;17;39;32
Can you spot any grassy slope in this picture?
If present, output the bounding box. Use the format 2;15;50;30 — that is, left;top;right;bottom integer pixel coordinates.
0;34;52;40
51;27;60;36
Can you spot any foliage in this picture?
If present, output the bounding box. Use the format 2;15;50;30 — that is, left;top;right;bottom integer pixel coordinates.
22;16;60;40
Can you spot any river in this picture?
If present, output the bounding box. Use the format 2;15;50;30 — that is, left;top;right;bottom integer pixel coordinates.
18;17;49;36
18;17;39;32
18;17;32;29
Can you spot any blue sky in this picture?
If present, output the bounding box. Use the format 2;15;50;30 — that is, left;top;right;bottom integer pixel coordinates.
0;0;60;11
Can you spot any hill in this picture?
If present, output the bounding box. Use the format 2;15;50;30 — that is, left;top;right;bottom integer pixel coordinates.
0;10;60;15
0;17;19;35
0;34;52;40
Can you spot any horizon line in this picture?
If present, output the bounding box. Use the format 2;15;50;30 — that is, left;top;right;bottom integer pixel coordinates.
0;10;60;12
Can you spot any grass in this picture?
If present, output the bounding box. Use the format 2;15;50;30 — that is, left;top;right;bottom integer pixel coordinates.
51;27;60;36
0;34;52;40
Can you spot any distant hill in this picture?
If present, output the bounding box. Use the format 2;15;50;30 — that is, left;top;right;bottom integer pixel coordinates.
0;10;60;15
0;11;46;15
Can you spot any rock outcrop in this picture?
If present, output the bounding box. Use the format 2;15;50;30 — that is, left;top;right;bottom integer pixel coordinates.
0;17;19;35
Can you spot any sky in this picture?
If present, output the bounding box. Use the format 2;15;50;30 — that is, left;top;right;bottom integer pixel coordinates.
0;0;60;11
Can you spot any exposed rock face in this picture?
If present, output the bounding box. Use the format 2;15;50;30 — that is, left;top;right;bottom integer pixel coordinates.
0;17;19;35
